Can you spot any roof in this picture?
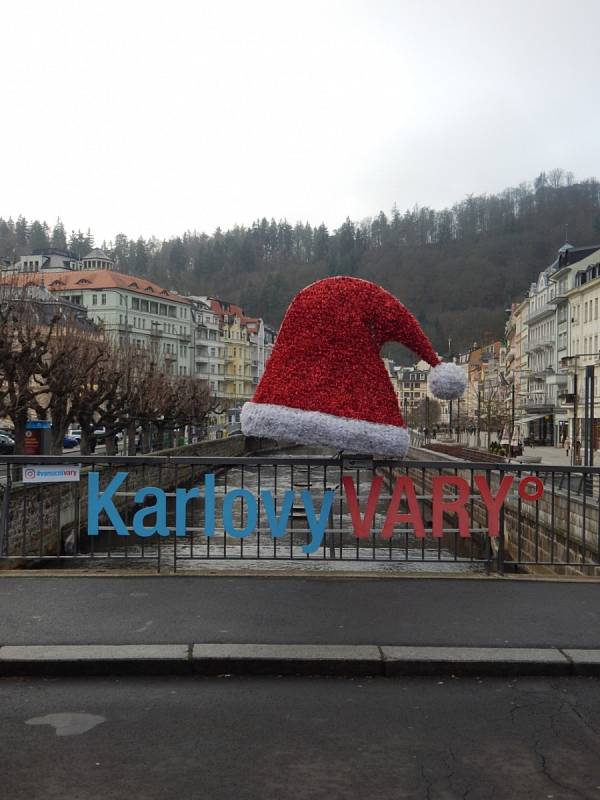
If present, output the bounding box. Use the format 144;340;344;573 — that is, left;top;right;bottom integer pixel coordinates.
1;270;191;305
207;296;261;326
82;248;112;261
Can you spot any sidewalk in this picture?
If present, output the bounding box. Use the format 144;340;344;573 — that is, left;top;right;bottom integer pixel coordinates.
2;574;600;676
447;432;576;465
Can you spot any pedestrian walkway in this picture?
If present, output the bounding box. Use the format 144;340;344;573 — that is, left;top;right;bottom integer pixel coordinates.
442;430;577;466
1;574;599;648
1;574;600;677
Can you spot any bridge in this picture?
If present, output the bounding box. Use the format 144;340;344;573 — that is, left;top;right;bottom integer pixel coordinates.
1;437;598;576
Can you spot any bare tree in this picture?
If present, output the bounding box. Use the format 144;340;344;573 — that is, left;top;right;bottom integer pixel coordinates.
31;323;110;454
0;284;61;452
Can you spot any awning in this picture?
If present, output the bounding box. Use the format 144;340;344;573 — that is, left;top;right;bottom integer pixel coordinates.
514;414;550;425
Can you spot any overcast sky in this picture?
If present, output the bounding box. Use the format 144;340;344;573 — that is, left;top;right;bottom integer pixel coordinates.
4;0;600;244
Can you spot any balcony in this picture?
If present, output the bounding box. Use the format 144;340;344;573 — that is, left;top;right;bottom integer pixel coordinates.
526;337;554;352
179;332;192;342
527;305;555;324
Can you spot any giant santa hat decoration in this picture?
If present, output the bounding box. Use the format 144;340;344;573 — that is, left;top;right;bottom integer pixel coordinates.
241;277;466;456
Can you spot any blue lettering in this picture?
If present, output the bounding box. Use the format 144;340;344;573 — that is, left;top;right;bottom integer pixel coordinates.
175;487;200;537
301;489;335;554
260;490;295;538
204;473;216;536
132;487;169;537
87;471;128;536
222;488;257;538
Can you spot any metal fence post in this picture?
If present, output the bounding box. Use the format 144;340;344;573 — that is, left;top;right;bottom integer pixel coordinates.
0;465;12;558
497;503;505;575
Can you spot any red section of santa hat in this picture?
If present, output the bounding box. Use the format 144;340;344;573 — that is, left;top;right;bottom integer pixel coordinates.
241;276;466;456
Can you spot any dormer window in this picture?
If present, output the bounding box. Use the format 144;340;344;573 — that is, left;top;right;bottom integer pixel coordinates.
76;278;91;285
128;282;139;289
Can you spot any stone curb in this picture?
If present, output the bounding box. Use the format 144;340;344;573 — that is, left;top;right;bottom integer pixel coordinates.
0;644;599;677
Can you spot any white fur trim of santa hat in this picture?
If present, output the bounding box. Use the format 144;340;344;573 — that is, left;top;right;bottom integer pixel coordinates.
428;362;467;400
241;402;410;457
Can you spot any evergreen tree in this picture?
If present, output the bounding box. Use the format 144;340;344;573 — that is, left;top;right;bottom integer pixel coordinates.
15;216;28;251
29;220;50;251
51;218;67;250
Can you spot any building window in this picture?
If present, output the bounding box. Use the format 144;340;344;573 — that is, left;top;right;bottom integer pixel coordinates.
92;295;97;305
132;298;140;310
596;299;598;320
101;294;106;305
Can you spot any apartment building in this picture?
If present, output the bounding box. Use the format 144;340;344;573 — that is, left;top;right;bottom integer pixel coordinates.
201;297;275;403
187;296;226;397
9;269;193;376
499;242;600;446
562;246;600;447
394;365;428;421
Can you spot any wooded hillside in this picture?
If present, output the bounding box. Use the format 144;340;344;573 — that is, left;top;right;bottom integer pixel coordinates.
2;169;600;360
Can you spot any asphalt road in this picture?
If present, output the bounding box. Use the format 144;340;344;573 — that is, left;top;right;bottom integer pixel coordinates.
3;674;600;799
2;576;600;648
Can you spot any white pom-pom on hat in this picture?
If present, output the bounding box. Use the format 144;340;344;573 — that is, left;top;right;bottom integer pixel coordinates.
428;362;467;400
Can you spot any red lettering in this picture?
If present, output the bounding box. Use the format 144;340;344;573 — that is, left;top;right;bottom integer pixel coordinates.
432;476;471;538
474;475;514;537
382;476;426;539
342;475;383;538
518;476;544;502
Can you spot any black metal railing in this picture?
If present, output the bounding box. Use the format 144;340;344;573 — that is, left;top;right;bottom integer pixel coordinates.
1;454;599;575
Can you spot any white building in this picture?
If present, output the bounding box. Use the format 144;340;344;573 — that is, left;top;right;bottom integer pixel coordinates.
187;296;226;397
4;247;115;274
41;270;192;375
561;245;600;448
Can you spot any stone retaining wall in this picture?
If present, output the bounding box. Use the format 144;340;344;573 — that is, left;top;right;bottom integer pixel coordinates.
407;447;600;576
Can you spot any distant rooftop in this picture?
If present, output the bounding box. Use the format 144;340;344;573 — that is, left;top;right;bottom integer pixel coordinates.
82;248;112;261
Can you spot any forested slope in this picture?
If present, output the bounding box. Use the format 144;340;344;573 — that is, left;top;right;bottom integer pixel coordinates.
2;169;600;358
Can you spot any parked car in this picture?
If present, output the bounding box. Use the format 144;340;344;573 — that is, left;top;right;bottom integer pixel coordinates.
0;432;15;454
68;428;82;443
63;434;79;449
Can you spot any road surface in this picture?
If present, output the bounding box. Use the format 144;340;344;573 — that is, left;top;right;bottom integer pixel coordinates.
3;674;600;799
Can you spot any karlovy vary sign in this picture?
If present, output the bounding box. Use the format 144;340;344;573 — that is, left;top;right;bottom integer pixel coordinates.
87;472;544;553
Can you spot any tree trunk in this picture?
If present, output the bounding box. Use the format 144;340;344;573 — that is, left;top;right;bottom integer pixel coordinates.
127;423;137;456
80;429;92;455
12;415;28;456
143;428;152;453
50;426;65;455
